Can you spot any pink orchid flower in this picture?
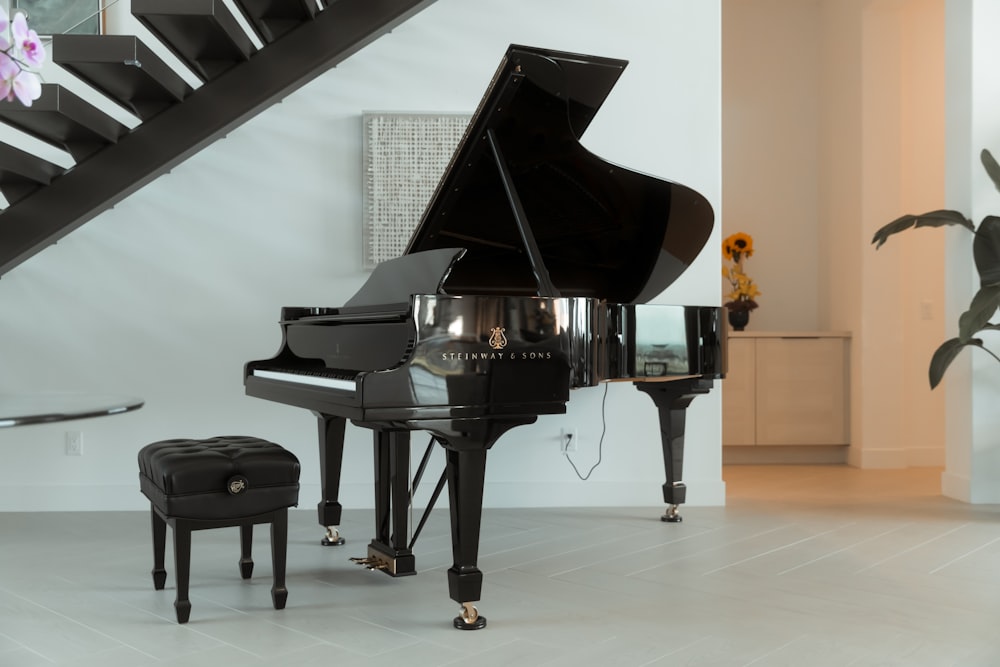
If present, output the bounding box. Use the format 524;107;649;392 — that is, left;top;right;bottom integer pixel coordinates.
0;51;40;106
11;12;43;68
11;69;40;106
0;51;21;102
0;8;10;52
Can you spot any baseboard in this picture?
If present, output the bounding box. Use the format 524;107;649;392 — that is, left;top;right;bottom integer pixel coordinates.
941;470;971;502
481;478;726;508
0;478;728;512
0;483;375;513
723;445;848;465
848;446;908;468
905;447;945;467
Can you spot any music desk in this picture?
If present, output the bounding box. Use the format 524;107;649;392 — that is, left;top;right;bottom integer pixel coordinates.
0;393;144;427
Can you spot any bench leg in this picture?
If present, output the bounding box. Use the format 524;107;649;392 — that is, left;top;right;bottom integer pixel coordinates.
271;509;288;610
150;506;167;590
239;524;254;579
148;506;291;622
173;519;192;624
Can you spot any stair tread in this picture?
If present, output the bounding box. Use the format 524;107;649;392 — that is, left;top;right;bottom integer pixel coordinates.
132;0;256;82
0;84;128;162
231;0;318;43
53;34;195;121
0;143;66;204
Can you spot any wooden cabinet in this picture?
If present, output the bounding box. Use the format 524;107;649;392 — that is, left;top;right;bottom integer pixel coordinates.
723;332;850;446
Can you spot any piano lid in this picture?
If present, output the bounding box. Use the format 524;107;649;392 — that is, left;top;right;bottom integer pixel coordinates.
404;44;714;305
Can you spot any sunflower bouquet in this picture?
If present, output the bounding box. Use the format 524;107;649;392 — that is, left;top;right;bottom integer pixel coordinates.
722;232;760;312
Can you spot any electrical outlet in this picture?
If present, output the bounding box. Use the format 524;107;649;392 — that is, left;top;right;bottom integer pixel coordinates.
65;431;83;456
560;428;578;454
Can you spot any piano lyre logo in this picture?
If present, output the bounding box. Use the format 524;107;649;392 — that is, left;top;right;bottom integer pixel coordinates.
227;475;249;495
488;326;508;350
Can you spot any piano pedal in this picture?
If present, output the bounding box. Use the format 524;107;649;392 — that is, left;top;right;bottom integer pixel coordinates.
453;602;487;630
350;555;389;572
321;526;346;546
661;505;683;523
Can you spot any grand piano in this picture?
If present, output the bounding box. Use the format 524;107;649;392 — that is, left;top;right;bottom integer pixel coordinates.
245;44;725;630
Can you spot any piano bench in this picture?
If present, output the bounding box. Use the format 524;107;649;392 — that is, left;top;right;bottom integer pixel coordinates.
137;435;300;624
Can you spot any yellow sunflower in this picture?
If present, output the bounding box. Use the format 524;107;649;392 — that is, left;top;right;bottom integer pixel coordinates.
722;232;754;261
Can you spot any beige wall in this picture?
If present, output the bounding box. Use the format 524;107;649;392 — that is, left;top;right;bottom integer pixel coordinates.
723;0;946;468
896;0;947;466
723;0;822;332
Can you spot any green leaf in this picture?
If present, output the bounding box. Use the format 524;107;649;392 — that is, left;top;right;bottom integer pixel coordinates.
929;338;982;389
871;210;975;249
957;285;1000;340
974;216;1000;285
982;149;1000;194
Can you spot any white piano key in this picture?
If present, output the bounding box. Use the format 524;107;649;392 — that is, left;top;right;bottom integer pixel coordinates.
252;369;356;392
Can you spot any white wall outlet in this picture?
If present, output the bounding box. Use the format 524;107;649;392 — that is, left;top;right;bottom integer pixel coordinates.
560;428;578;454
65;431;83;456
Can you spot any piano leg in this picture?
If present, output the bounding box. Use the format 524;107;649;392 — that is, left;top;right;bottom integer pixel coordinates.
315;413;347;546
357;428;416;576
634;378;714;522
445;446;488;630
411;416;534;629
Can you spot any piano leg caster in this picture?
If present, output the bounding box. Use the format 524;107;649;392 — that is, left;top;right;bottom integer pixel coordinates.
453;602;487;630
321;527;345;546
661;505;683;523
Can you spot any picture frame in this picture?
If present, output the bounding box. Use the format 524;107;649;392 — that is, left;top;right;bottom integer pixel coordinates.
11;0;104;36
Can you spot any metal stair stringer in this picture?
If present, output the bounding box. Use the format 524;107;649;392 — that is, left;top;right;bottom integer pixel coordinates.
0;0;438;276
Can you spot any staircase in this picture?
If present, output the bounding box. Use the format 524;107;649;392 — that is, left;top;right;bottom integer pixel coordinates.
0;0;437;276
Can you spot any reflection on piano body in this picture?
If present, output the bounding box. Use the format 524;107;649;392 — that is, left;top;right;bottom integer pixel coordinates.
245;44;725;630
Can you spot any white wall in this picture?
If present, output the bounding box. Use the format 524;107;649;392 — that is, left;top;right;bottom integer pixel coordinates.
0;0;724;512
942;0;1000;503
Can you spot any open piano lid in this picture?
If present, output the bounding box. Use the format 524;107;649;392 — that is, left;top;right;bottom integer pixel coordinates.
404;44;714;305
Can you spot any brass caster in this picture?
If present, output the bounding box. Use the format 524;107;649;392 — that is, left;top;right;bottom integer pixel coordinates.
453;602;487;630
321;526;345;546
661;505;683;523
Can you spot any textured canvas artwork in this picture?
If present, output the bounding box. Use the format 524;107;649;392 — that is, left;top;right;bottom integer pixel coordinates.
362;112;471;268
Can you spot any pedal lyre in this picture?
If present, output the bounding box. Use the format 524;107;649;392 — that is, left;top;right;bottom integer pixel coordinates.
350;555;389;572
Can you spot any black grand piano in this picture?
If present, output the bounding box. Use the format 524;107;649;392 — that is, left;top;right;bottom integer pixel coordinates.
245;44;725;630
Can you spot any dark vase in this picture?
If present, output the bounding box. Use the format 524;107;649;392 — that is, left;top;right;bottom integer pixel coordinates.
728;308;750;332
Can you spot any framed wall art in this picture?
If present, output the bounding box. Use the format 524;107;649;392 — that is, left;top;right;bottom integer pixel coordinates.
362;112;471;268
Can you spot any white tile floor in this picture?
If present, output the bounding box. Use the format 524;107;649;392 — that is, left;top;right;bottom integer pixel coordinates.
2;465;1000;666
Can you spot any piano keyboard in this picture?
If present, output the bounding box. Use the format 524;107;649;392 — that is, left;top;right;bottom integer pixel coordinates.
252;369;357;392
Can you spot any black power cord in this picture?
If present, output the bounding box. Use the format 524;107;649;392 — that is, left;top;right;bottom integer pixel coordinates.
564;382;608;481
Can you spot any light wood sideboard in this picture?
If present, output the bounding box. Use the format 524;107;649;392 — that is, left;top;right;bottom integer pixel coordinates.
723;331;850;447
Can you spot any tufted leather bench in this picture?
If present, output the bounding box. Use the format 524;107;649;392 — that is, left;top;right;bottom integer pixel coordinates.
138;435;300;623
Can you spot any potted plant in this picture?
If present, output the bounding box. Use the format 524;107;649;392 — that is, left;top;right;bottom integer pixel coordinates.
722;232;760;331
871;148;1000;388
